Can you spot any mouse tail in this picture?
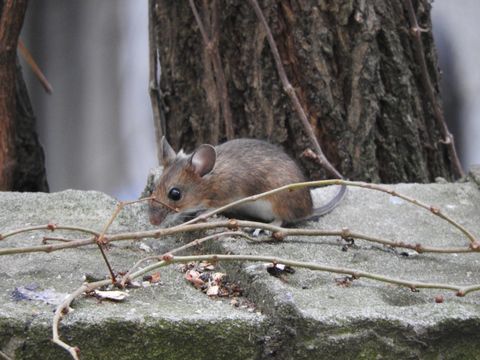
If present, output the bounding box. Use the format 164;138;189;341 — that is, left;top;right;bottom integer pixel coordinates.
283;183;347;227
311;183;347;218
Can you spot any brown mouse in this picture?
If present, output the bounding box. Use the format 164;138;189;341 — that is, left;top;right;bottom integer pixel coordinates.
148;137;345;226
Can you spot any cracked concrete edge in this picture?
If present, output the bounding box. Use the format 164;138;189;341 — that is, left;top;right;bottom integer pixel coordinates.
203;177;480;359
0;190;266;360
0;315;266;360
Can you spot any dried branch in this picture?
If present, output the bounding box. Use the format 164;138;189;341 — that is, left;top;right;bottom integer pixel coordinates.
1;219;471;257
0;224;99;241
17;39;53;94
1;180;478;257
52;250;480;358
95;198;157;282
128;254;480;296
178;179;478;246
404;0;464;178
42;237;78;243
52;278;111;360
247;0;342;179
120;230;254;286
148;0;166;163
0;238;94;256
4;217;473;257
189;0;234;139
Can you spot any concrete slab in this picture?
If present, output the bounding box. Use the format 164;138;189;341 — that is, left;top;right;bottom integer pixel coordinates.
216;180;480;359
0;174;480;359
0;191;264;360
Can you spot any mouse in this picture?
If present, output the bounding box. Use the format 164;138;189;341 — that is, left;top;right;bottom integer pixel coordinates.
148;137;345;227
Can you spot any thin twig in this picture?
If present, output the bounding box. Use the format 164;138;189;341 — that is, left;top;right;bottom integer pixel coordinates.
0;224;99;241
0;238;94;256
150;197;179;213
189;0;234;139
1;180;478;256
247;0;342;179
128;254;480;296
42;236;78;243
178;179;340;227
356;181;477;244
96;197;157;281
1;218;473;258
404;0;464;178
17;39;53;94
120;230;252;286
52;251;480;358
96;197;155;244
179;179;478;246
148;0;166;163
52;279;111;360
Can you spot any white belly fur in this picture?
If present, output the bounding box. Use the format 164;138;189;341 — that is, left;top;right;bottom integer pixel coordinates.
224;199;275;223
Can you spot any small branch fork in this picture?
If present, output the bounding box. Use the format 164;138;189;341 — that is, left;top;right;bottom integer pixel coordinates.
52;279;111;360
94;197;167;283
404;0;464;178
189;0;234;140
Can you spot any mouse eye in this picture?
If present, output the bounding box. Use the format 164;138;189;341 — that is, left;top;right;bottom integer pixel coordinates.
168;187;182;201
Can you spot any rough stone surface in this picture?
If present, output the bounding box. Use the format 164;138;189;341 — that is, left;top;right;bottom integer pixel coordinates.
0;191;264;360
1;174;480;359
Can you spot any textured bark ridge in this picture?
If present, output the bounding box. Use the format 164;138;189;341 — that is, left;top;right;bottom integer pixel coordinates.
152;0;454;183
0;0;48;191
0;0;27;190
13;62;49;192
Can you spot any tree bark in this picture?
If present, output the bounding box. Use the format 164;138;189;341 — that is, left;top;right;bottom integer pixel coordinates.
0;0;27;190
151;0;459;183
0;0;49;192
13;61;49;192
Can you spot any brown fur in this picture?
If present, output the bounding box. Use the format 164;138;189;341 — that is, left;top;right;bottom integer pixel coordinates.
149;139;313;224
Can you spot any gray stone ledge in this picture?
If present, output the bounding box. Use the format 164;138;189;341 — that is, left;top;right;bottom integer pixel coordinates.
1;174;480;359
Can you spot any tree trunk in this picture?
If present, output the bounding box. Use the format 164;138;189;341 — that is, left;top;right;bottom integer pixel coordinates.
150;0;459;183
13;61;49;191
0;0;26;190
0;0;49;192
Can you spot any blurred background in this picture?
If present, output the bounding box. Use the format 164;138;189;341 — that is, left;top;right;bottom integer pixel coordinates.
23;0;156;199
21;1;479;199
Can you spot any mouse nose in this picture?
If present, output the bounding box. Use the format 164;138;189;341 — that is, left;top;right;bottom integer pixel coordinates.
148;200;170;225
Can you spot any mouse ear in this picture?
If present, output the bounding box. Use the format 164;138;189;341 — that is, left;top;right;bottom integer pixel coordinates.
160;136;176;167
190;144;216;177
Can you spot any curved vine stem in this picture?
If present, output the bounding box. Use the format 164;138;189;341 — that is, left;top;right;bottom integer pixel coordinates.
53;252;480;358
1;180;478;256
127;254;480;296
404;0;464;178
52;279;111;360
247;0;342;179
